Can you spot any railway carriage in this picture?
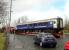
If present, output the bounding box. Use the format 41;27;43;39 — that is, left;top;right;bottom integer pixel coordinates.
16;18;63;38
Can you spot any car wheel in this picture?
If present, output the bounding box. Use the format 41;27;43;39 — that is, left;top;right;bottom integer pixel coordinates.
40;42;43;47
34;41;37;44
52;44;56;48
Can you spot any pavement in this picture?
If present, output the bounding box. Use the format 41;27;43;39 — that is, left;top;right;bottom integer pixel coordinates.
7;34;15;50
7;33;69;50
7;33;28;50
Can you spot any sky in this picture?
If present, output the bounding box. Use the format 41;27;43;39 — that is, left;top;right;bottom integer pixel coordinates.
9;0;69;26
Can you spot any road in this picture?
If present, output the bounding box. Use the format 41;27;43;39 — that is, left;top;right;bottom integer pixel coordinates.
7;34;69;50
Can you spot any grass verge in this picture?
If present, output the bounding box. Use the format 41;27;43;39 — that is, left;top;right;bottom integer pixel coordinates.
63;32;69;34
0;33;6;50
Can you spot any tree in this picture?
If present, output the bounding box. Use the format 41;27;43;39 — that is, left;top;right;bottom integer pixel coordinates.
64;16;69;30
20;16;28;24
0;0;8;27
16;16;28;25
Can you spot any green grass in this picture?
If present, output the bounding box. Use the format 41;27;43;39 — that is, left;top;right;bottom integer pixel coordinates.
63;32;69;34
0;33;6;50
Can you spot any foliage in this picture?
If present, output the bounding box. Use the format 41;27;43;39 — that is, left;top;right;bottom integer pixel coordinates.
0;0;8;27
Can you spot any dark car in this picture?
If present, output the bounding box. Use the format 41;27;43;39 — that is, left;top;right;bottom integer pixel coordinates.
64;41;69;50
33;32;57;48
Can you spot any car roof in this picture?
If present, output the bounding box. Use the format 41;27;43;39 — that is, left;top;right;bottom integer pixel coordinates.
37;32;54;37
39;32;52;35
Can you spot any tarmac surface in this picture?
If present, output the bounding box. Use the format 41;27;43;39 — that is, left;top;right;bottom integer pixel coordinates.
7;34;69;50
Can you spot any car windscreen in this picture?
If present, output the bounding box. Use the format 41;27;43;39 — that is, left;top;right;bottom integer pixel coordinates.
44;37;55;41
37;33;54;38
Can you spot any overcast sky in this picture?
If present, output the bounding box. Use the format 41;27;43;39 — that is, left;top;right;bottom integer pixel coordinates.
8;0;69;26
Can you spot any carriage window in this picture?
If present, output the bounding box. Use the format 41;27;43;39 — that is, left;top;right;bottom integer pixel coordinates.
29;24;32;26
50;21;53;24
0;22;1;24
60;20;63;28
53;21;56;24
33;23;37;26
41;22;48;25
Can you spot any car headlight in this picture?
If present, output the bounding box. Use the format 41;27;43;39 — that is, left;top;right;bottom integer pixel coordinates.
42;37;45;42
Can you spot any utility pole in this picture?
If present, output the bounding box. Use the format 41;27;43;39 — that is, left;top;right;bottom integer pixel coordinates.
6;0;12;38
9;0;12;27
10;0;16;49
